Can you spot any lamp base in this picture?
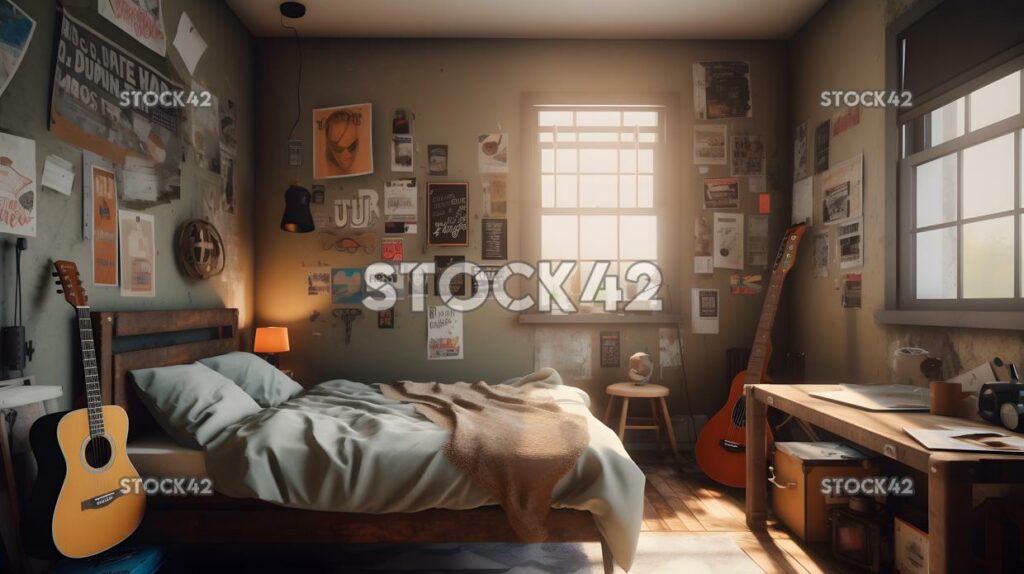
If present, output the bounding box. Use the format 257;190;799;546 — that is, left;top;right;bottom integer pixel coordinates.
263;353;280;368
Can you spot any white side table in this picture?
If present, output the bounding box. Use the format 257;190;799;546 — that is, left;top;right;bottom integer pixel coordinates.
0;377;62;574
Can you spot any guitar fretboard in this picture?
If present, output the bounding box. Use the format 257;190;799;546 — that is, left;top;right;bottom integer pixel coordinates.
745;234;798;383
77;307;104;437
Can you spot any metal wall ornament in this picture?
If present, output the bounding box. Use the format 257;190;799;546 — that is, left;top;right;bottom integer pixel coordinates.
176;219;226;279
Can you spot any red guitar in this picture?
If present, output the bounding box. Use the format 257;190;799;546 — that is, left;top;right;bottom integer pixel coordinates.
695;223;806;488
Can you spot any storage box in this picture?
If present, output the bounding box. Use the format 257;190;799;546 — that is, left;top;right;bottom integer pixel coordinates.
894;516;928;574
770;442;875;542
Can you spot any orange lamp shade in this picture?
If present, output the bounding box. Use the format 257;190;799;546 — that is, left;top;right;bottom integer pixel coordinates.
254;327;290;354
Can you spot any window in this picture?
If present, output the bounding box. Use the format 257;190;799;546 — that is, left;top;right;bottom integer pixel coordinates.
899;64;1023;310
534;105;663;311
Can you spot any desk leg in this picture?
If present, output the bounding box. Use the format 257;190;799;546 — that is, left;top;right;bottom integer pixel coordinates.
0;411;24;574
929;457;973;573
745;386;767;531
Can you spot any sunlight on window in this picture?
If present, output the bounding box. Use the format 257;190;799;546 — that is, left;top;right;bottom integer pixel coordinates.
915;154;957;227
541;215;578;260
963;133;1014;218
963;217;1014;298
916;227;957;299
928;98;965;146
969;71;1021;131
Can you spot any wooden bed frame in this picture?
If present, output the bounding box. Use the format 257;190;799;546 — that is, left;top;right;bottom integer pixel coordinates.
91;308;614;572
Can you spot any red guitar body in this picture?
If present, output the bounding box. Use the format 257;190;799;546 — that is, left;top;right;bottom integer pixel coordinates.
695;366;773;489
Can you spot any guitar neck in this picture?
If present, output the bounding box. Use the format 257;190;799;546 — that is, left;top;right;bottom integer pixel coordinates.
76;307;104;437
745;266;786;384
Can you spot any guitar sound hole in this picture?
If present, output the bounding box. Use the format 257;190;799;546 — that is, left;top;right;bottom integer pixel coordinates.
84;436;112;469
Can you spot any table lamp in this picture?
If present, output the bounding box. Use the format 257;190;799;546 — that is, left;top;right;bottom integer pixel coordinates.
254;327;289;367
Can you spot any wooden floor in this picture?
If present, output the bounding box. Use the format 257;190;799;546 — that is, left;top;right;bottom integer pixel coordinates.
637;454;855;574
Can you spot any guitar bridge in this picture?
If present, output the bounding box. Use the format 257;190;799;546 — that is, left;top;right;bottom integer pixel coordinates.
719;439;745;453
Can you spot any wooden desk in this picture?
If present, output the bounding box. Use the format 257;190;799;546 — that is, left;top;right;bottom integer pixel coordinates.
745;384;1024;574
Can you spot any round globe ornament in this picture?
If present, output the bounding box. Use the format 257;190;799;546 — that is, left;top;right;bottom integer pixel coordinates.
176;219;226;279
628;352;653;385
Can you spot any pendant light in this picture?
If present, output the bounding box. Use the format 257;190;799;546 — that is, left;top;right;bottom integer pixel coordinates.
279;2;312;233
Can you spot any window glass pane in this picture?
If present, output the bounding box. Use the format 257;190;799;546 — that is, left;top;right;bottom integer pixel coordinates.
619;149;637;173
541;216;578;260
639;132;657;143
576;111;621;127
541;149;554;173
969;71;1021;131
928;98;965;146
580;149;618;173
621;132;635;143
556;175;577;208
623;111;658;126
620;216;657;260
963;216;1014;298
915;153;957;227
539;132;553;142
619;175;637;208
963;133;1014;218
580;216;617;260
638;149;654;173
556;149;578;173
579;175;617;208
638;175;654;208
556;132;577;143
579;132;619;142
916;227;957;299
539;110;573;126
541;175;554;208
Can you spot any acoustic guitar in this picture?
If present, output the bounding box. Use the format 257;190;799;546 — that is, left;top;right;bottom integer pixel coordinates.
695;223;806;488
25;261;145;558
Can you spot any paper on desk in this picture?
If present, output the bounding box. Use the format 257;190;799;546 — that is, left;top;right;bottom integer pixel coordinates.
173;12;206;76
810;383;930;411
41;154;74;195
905;427;1024;454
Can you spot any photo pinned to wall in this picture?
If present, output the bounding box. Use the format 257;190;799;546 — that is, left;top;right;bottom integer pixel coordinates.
838;217;864;269
41;154;75;196
331;268;364;305
428;144;448;175
482;173;507;217
691;288;720;334
482;218;508;260
745;214;769;268
713;212;744;270
747;175;766;195
383;178;418;234
378;309;395;329
334;188;381;228
0;0;35;98
813;229;830;278
391;134;413;173
814;119;830;173
381;237;404;262
313;103;373;179
118;210;156;297
832;106;860;138
478;133;508;173
535;328;592;381
51;12;182;203
730;135;764;176
599;331;620;368
310;184;330;229
434;255;467;297
427;182;468;246
0;131;36;237
703;177;739;209
730;274;763;295
693;124;727;165
658;327;682;369
99;0;166;55
793;121;809;180
693;61;752;119
427;305;463;360
694;213;713;274
842;273;862;309
307;270;330;296
84;153;118;285
821;154;863;225
172;11;205;75
370;264;406;301
392;108;410;134
792;177;813;225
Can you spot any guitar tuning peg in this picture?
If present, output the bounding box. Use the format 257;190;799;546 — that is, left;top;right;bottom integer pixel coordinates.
56;289;64;294
54;280;61;285
52;272;58;277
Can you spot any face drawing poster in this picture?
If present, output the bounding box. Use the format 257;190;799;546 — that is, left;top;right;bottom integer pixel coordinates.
50;12;182;203
713;212;744;270
478;133;508;173
0;131;36;237
91;164;119;285
118;210;156;297
331;268;364;305
0;0;35;98
313;103;373;179
427;305;463;360
98;0;166;56
693;61;752;119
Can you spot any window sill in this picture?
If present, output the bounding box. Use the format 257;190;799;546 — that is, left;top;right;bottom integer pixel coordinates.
874;309;1024;331
518;313;681;325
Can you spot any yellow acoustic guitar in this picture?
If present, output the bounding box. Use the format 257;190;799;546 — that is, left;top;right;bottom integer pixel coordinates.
24;261;145;558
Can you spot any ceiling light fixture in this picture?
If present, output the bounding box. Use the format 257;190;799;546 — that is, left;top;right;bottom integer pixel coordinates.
278;1;313;233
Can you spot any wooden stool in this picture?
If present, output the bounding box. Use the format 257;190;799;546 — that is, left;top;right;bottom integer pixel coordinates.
603;382;679;461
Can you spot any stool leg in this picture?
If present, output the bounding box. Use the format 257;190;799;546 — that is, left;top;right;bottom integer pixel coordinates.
659;396;679;461
603;396;614;425
617;397;630;442
649;399;662;448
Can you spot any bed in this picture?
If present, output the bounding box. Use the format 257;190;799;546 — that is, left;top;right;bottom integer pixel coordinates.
92;308;642;572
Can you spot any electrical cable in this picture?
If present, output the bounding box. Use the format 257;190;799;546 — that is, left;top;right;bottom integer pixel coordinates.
281;13;303;143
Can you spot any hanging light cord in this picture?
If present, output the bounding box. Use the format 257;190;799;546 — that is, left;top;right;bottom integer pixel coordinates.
281;14;303;142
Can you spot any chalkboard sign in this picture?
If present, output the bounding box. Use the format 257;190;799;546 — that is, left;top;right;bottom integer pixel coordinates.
481;219;508;260
600;331;620;368
427;182;468;246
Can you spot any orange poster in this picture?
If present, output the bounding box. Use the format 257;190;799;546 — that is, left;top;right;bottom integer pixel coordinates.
312;103;373;180
91;166;119;286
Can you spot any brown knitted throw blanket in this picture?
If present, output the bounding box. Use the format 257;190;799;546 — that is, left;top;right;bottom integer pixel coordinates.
380;370;589;541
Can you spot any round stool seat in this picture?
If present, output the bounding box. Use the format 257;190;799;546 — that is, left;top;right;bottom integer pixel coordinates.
606;382;670;398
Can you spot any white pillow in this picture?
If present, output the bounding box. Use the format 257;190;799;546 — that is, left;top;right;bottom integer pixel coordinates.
199;352;303;408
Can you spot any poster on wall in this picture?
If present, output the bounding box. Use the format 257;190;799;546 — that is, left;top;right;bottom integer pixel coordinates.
694;213;713;274
658;327;682;368
703;177;739;209
427;182;468;246
793;121;809;180
370;264;406;301
307;270;330;296
792;176;813;225
383;178;417;234
842;273;862;309
713;212;744;270
381;237;404;262
98;0;167;56
730;273;763;295
693;124;727;165
334;188;380;229
814;229;830;278
331;268;364;305
691;288;719;334
482;174;507;217
427;305;463;360
391;134;413;172
434;255;466;297
535;328;591;381
87;157;119;286
599;331;620;368
50;12;182;203
477;133;508;173
190;82;220;174
693;61;752;119
838;217;864;269
118;210;156;297
428;144;448;175
0;0;35;98
730;135;764;176
814;119;830;173
821;154;863;225
313;103;373;179
745;214;769;268
0;131;36;237
482;218;508;260
832;106;860;137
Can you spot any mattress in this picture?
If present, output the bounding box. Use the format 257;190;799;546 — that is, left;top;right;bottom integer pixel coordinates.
127;434;208;479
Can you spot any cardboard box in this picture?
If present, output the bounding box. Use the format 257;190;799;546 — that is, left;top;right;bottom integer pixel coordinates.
895;516;928;574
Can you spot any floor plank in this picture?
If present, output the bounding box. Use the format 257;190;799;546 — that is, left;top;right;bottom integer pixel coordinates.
645;472;704;531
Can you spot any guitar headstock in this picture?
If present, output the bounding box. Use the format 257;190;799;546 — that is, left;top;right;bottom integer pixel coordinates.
772;223;807;276
53;260;87;308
